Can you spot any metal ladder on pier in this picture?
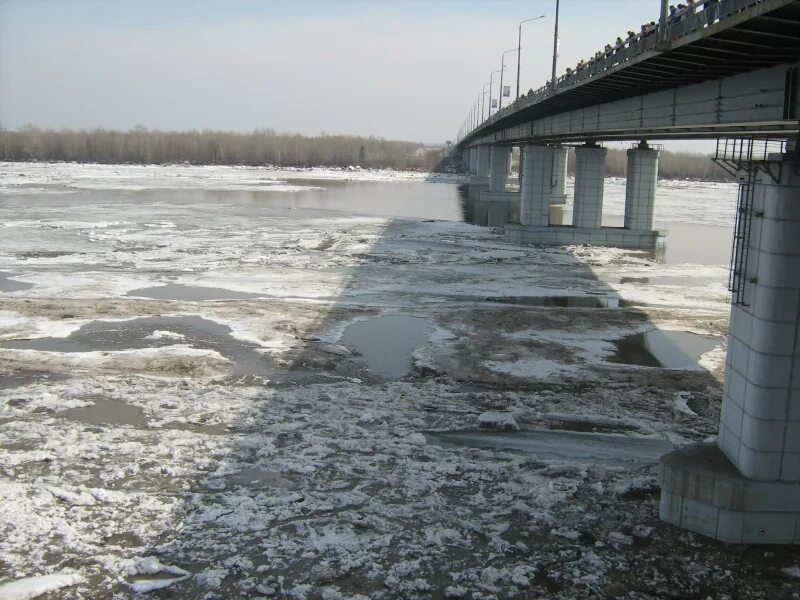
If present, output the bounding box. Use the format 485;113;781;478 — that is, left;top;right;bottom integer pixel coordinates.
729;172;755;306
713;138;786;306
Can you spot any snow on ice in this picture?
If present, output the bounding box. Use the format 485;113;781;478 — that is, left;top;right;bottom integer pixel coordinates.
0;162;794;599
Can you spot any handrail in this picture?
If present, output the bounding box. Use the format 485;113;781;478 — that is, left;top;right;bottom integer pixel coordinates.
459;0;767;142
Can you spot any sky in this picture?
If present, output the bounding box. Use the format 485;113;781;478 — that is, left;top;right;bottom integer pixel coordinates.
0;0;711;151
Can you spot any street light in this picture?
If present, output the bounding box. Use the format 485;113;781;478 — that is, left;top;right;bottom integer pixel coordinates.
551;0;560;90
516;14;546;101
488;68;505;117
481;82;491;122
499;47;517;111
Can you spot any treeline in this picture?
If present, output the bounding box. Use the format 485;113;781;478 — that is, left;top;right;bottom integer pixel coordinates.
0;126;442;171
569;147;734;181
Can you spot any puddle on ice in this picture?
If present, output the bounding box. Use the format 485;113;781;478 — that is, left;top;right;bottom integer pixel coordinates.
227;467;291;489
126;283;260;301
0;271;34;293
0;315;277;379
340;315;432;378
611;330;720;369
60;397;145;427
485;296;626;308
424;428;672;466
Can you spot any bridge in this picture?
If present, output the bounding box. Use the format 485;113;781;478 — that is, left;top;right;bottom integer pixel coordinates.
454;0;800;546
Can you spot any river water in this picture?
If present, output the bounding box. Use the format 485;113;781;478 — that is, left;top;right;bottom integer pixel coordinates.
0;162;760;600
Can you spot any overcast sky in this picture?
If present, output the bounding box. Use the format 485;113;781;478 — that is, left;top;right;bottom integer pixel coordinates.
1;0;710;150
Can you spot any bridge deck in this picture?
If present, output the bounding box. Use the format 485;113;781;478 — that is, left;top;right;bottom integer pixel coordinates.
461;0;800;145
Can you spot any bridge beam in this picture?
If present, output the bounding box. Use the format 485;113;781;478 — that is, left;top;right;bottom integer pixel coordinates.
624;143;659;232
660;152;800;545
572;145;607;229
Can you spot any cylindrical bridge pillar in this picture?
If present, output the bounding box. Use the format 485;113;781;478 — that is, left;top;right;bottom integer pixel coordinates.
520;145;554;227
659;153;800;545
469;149;478;175
489;146;511;193
624;143;659;231
719;157;800;483
572;145;607;229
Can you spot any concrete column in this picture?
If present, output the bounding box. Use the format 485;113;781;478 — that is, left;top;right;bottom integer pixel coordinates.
477;146;491;178
469;149;478;175
489;146;511;193
659;153;800;545
520;145;554;227
719;159;800;482
624;144;659;231
550;146;569;205
572;145;607;229
463;149;471;172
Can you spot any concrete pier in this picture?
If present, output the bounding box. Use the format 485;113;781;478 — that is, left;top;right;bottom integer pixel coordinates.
519;145;554;227
660;153;800;544
479;146;519;227
505;142;662;250
551;146;570;206
469;149;478;176
572;145;607;229
489;146;510;193
477;146;491;179
624;143;659;231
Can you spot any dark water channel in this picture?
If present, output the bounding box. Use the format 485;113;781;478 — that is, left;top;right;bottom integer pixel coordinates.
0;316;278;379
424;427;673;466
612;329;721;369
126;284;260;301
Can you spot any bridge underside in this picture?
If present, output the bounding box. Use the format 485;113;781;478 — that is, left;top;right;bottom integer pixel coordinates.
467;62;800;145
463;0;800;146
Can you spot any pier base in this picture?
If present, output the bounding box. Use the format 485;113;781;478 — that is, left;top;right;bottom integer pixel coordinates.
479;191;519;228
504;224;664;250
659;443;800;544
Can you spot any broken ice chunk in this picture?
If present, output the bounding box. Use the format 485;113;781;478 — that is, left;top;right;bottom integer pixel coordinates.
477;411;520;431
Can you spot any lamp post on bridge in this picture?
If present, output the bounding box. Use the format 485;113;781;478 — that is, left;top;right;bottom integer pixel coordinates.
498;47;517;111
481;82;491;122
551;0;560;90
488;68;505;117
516;14;546;101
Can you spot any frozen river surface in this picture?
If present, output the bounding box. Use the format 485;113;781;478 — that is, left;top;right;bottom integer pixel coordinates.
1;162;798;599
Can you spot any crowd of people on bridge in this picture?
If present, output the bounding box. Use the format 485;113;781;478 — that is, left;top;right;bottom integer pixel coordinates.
509;0;759;109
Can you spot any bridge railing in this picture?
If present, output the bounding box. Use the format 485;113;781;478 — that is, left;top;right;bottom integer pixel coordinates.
466;0;766;140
